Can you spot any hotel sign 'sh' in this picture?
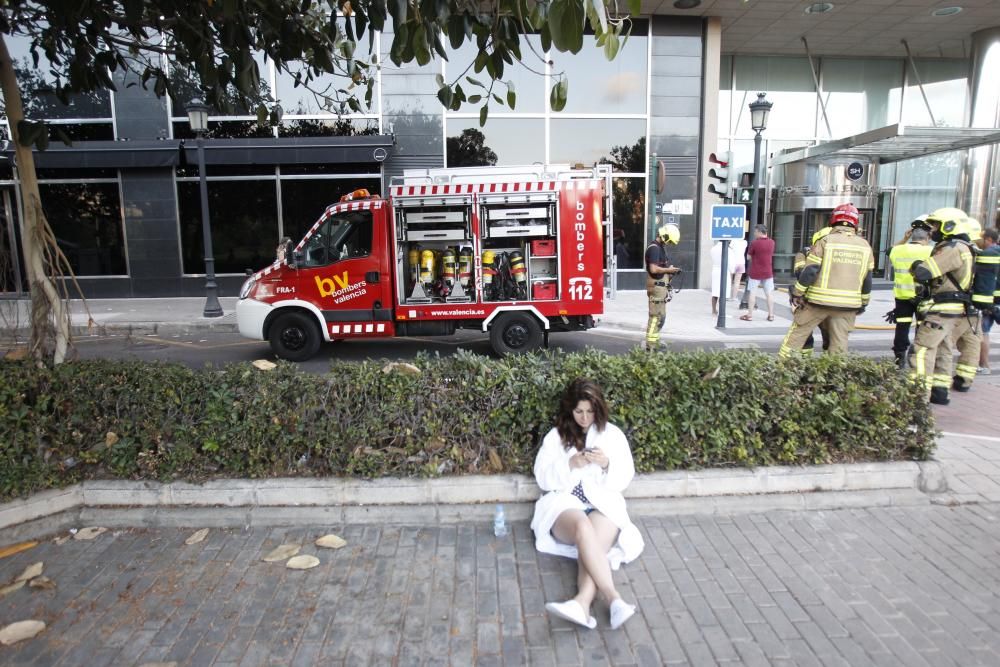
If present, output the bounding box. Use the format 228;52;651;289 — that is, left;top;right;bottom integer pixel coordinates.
777;184;881;196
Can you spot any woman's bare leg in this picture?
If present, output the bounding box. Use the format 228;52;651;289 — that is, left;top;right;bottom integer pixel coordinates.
552;510;621;613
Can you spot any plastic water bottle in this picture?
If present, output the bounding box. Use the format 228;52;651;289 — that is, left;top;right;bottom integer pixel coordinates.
493;504;508;537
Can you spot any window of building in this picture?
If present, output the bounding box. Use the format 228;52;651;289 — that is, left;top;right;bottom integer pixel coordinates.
177;178;279;275
731;56;817;139
2;35;115;140
445;35;547;114
280;177;382;242
550;22;649;115
550;119;646;166
41;181;127;276
901;59;968;128
821;58;903;138
445;119;544;166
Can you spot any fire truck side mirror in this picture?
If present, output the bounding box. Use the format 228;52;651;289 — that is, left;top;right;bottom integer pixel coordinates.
291;249;304;268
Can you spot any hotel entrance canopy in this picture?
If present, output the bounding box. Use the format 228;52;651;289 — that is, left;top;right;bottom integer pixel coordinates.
772;124;1000;166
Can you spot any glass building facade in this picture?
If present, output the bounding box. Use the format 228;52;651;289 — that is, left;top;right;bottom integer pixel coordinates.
1;16;997;297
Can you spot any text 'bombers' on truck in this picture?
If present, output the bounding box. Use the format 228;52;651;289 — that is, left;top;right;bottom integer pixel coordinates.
236;164;613;361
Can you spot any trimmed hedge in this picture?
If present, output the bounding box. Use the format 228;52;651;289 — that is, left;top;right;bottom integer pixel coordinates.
0;349;934;501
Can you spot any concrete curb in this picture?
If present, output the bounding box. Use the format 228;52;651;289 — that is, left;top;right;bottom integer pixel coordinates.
0;460;947;533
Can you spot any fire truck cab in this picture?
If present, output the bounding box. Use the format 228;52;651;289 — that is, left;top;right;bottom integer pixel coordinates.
237;164;611;361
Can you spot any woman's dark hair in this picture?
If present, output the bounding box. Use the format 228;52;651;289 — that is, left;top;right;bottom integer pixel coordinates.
555;378;609;451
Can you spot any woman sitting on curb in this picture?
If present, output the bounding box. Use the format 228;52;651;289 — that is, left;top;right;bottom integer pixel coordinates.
530;378;644;630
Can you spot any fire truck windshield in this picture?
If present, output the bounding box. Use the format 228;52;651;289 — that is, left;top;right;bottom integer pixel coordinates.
301;211;373;267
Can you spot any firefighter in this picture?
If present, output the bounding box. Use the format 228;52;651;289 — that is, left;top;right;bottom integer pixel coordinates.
779;203;874;357
907;208;975;405
644;223;681;350
885;217;933;367
791;242;815;355
951;218;997;391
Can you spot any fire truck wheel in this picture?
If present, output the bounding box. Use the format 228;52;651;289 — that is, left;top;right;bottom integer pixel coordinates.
490;312;543;356
269;312;322;361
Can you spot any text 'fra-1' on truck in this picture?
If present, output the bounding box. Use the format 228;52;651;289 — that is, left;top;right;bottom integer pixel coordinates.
236;164;612;361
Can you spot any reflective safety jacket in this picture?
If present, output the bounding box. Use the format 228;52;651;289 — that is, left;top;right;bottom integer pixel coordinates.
793;227;874;310
888;241;932;300
792;250;806;277
972;243;1000;307
911;239;974;316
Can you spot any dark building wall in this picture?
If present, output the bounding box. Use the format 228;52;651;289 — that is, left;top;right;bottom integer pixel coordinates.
647;16;704;285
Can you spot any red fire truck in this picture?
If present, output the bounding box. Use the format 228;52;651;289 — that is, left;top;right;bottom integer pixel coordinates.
236;164;611;361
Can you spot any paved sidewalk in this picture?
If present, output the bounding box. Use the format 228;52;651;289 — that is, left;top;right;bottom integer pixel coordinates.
1;504;998;666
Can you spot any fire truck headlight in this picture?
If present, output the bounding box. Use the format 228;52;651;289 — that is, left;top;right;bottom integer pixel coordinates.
239;276;256;300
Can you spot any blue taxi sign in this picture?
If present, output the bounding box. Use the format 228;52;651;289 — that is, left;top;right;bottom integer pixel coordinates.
710;204;747;240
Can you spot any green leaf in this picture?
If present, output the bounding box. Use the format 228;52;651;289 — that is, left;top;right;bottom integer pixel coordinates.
586;0;608;34
447;14;466;50
437;85;453;108
548;0;585;54
412;23;432;66
507;89;516;108
603;32;620;60
479;104;489;127
550;78;568;112
466;76;484;88
468;95;482;103
389;0;407;24
256;106;268;125
540;24;552;52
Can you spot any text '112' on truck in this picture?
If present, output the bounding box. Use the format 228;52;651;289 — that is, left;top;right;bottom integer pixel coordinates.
237;164;613;361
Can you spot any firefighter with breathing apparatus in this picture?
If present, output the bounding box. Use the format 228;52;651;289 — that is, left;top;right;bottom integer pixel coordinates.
779;203;874;357
949;218;997;392
885;215;934;367
644;223;681;350
906;208;975;405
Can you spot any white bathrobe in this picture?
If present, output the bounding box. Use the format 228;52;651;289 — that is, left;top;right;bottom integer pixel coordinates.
530;423;645;570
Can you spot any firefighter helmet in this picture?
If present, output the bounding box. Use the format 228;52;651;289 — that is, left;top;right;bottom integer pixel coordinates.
910;214;932;231
657;223;680;245
964;217;982;242
811;226;832;245
830;203;860;228
926;207;967;238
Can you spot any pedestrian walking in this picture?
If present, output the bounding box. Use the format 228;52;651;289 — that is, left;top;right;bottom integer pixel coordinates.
741;225;776;321
907;208;976;405
643;223;681;350
886;217;933;367
778;203;874;357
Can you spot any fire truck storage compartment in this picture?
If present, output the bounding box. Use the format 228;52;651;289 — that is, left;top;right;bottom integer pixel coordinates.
399;206;469;241
480;194;556;239
400;240;476;305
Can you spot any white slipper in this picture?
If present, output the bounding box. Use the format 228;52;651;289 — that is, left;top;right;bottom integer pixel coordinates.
545;600;597;629
609;599;636;630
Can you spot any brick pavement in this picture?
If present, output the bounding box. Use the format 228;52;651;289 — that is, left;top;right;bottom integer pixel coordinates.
1;503;999;666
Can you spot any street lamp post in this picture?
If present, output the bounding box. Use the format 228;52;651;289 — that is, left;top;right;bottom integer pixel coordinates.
748;92;773;231
738;92;773;312
187;98;223;318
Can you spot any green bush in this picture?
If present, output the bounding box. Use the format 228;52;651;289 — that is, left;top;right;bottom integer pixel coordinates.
0;349;935;501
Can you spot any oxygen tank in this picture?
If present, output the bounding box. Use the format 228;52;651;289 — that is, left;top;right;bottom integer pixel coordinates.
408;246;421;285
420;249;435;286
509;250;527;284
482;250;496;300
442;248;457;286
458;246;473;288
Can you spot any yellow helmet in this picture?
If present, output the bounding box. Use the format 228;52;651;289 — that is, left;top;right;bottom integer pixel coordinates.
811;226;832;245
657;223;680;245
964;217;982;242
926;207;967;238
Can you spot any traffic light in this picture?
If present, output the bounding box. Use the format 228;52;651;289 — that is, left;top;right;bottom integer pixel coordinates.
707;151;732;198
